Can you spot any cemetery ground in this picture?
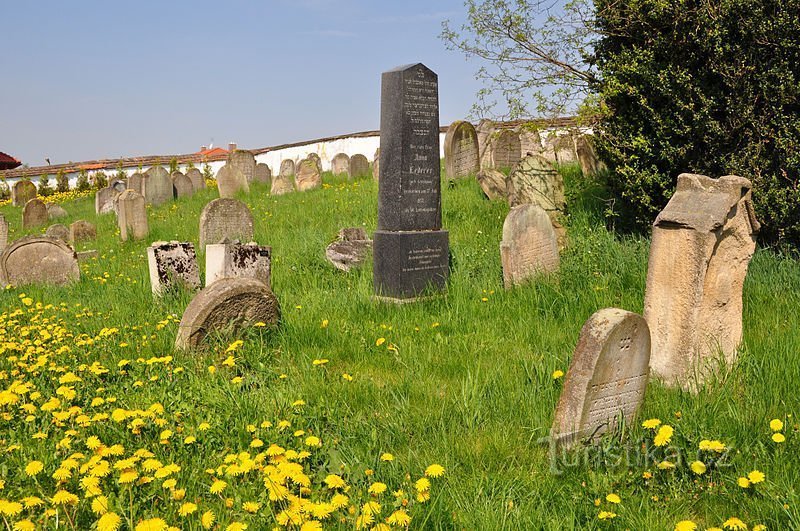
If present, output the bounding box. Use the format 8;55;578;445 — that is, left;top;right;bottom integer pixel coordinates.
1;168;799;530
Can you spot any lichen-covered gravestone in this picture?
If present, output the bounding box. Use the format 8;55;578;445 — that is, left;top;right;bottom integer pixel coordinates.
295;158;321;192
550;308;651;449
500;204;560;288
254;163;271;185
96;186;121;214
279;159;295;177
307;153;322;173
198;198;254;249
576;136;604;177
147;241;202;297
228;150;257;184
142;166;173;206
518;127;544;158
127;173;144;194
186;168;206;191
491;129;522;170
476;169;507;200
444;120;480;179
12;180;37;207
22;198;49;229
326;227;372;272
553;134;578;164
0;236;80;287
117;189;149;241
644;174;759;390
172;172;194;199
45;224;70;242
175;277;281;350
0;215;8;252
69;220;96;243
331;153;351;177
205;241;271;287
216;164;249;199
506;154;565;214
47;204;68;220
350;154;370;178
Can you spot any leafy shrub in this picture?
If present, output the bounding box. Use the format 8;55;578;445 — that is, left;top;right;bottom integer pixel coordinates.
56;170;69;193
38;174;54;197
76;169;91;192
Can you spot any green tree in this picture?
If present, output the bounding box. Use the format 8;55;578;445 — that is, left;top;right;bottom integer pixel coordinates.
92;171;108;190
56;170;69;193
76;169;91;192
38;174;54;197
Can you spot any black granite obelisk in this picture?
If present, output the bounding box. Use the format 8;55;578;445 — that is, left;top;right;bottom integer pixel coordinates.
373;63;449;301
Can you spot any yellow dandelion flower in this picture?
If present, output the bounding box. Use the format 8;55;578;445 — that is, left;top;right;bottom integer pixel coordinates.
387;509;412;526
642;418;661;429
119;469;139;484
210;479;227;494
654;425;674;447
381;453;394;462
722;517;747;530
243;501;260;513
201;511;215;530
51;490;79;505
342;373;353;381
773;432;786;443
305;435;322;447
0;501;22;516
13;520;36;531
226;522;247;531
91;496;109;515
369;482;387;495
770;419;784;432
198;422;211;431
752;525;767;531
690;461;707;475
375;337;386;346
748;470;765;484
300;521;322;531
97;512;122;531
737;477;751;488
22;497;44;508
179;502;197;516
674;521;697;531
657;460;676;470
552;369;564;379
324;474;346;489
312;358;328;366
25;460;44;476
415;477;431;492
598;510;617;520
605;493;621;504
134;518;168;531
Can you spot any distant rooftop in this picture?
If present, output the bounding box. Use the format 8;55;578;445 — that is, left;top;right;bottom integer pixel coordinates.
0;152;21;170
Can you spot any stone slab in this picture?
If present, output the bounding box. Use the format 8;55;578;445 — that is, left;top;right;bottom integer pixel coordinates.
500;204;560;288
373;229;449;300
147;241;201;297
205;241;271;287
198;198;254;249
0;236;80;287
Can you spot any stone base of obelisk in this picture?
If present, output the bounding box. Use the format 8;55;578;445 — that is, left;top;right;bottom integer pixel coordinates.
373;229;449;302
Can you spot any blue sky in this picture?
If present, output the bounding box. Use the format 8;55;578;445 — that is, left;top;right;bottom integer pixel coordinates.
0;0;484;166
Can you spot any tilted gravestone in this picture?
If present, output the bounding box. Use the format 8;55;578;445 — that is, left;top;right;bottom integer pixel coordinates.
444;120;480;179
476;169;507;200
271;175;295;195
372;148;380;180
172;172;194;199
147;241;202;297
96;186;121;215
518;127;544;158
216;164;249;198
205;240;271;288
0;236;80;287
254;163;271;185
331;153;351;177
228;150;257;184
553;134;578;164
506;154;565;213
644;174;759;391
550;308;651;449
198;198;254;249
186;168;206;191
500;204;559;288
326;227;372;272
175;277;281;350
142;166;173;206
12;180;37;207
307;153;322;173
295;158;321;192
0;215;8;252
127;173;144;194
279;159;295;177
373;63;449;301
45;224;70;242
117;189;149;241
69;220;96;243
22;198;49;229
576;136;603;177
47;204;68;220
491;129;522;170
350;154;370;178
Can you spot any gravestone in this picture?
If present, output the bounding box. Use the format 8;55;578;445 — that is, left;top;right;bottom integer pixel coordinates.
331;153;351;177
254;163;272;185
228;150;257;184
205;240;271;287
45;224;70;242
96;186;121;214
279;159;295;177
350;154;370;178
500;204;559;288
307;153;322;173
127;173;144;194
476;119;495;169
0;236;80;287
506;155;565;213
117;189;149;241
110;179;127;192
186;168;206;191
553;134;578;164
172;172;194;199
215;164;249;198
22;198;49;229
77;250;98;262
644;174;759;391
491;129;522;170
540;133;560;163
519;127;544;157
374;63;449;301
175;277;281;350
550;308;651;449
476;169;507;200
12;180;37;207
142;166;173;206
147;241;201;296
444;120;480;179
372;148;380;180
576;136;603;177
47;204;68;220
198;198;254;249
69;220;96;243
270;175;295;195
295;158;321;192
326;227;372;272
0;215;8;252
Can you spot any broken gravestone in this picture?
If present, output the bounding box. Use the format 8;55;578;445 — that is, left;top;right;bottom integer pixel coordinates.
331;153;351;177
198;198;254;249
307;153;323;173
506;154;565;213
147;241;202;297
644;174;759;391
205;240;271;287
117;189;149;241
11;180;37;207
69;220;96;243
0;215;8;252
96;186;121;214
22;198;49;229
476;169;507;200
325;228;372;272
550;308;651;449
174;277;281;350
444;120;480;179
295;158;322;192
500;204;560;288
0;236;80;287
279;159;295;177
576;135;604;177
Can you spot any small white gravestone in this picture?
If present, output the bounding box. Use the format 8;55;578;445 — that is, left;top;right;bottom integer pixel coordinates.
146;241;201;296
205;240;271;288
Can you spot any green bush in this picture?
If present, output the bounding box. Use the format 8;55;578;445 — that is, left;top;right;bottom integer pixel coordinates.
56;170;69;193
593;0;800;249
38;174;54;197
76;169;91;192
92;171;108;190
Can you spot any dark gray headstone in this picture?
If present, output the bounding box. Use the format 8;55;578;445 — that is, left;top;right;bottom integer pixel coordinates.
254;163;272;185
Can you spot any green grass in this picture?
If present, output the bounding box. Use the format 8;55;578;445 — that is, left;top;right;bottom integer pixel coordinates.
1;166;799;530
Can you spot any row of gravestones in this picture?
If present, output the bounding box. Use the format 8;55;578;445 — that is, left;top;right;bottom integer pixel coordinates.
96;165;207;215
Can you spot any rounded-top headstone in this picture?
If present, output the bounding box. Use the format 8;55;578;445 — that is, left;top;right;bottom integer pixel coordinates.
127;173;144;194
199;198;254;249
491;129;522;170
47;204;68;220
12;180;37;207
307;153;322;173
69;219;97;243
117;189;149;241
142;166;173;206
186;168;206;191
331;153;351;177
254;163;272;185
500;204;559;288
215;164;250;199
0;236;80;287
175;277;281;350
23;198;49;229
228;150;257;184
350;154;370;178
279;159;295;177
550;309;651;449
506;154;565;212
172;172;194;199
45;224;70;242
295;158;322;192
444;120;480;179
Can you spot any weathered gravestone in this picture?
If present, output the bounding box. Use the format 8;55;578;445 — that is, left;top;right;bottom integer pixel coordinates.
228;150;257;184
216;164;249;198
0;236;80;287
47;204;68;220
117;189;149;241
491;129;522;170
12;180;37;207
110;179;127;193
576;136;604;177
518;127;544;158
279;159;295;177
254;163;271;185
0;215;8;252
69;220;96;243
172;172;194;199
550;309;651;449
295;158;321;192
326;227;372;272
444;120;480;179
331;153;351;177
45;224;70;242
198;198;254;249
205;240;271;287
476;169;507;200
644;174;759;390
500;204;560;288
186;168;206;191
142;166;173;206
476;119;495;169
373;63;449;301
372;148;380;180
350;154;370;178
175;277;281;350
96;186;121;214
23;198;49;229
506;154;565;213
553;134;578;164
127;173;144;194
307;153;323;173
147;241;202;296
